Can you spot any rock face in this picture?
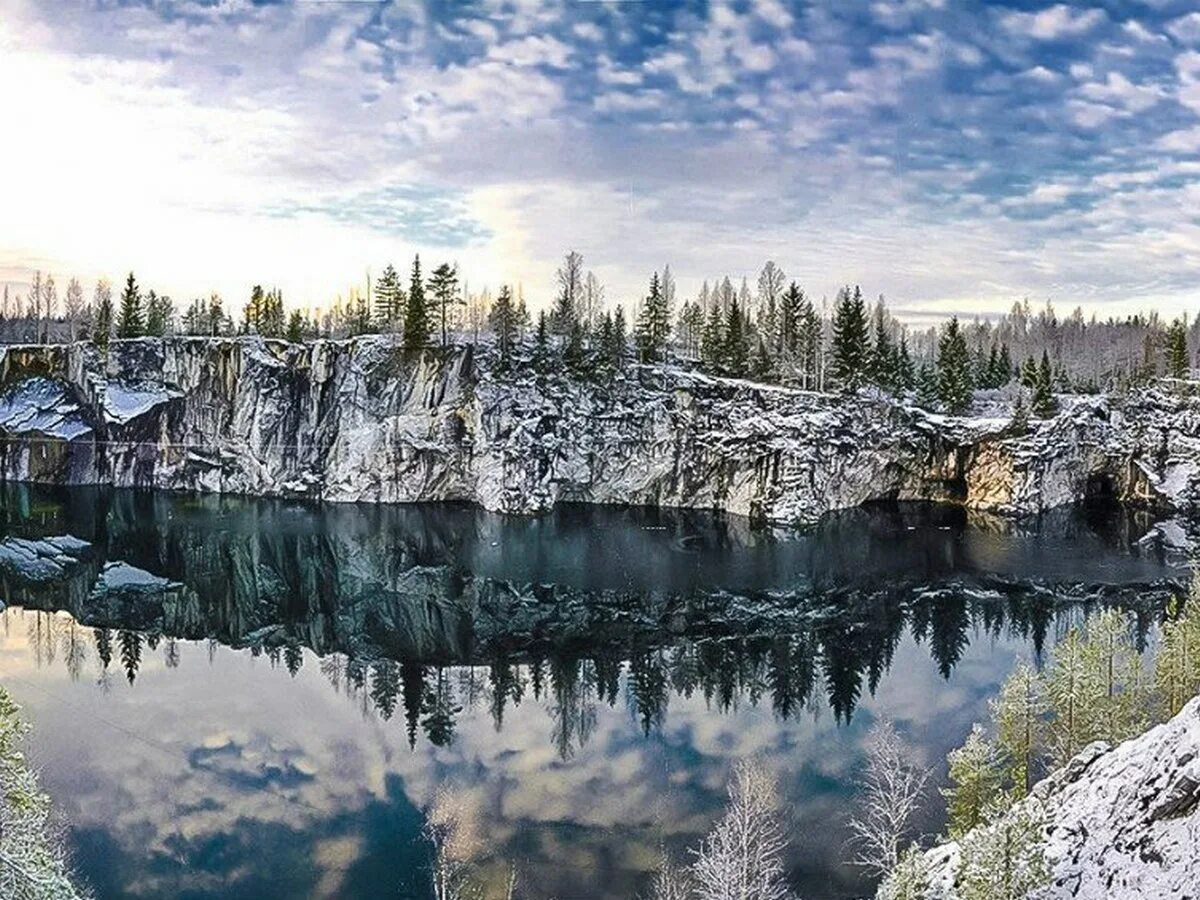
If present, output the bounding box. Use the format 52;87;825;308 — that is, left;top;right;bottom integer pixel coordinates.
0;336;1198;523
915;697;1200;900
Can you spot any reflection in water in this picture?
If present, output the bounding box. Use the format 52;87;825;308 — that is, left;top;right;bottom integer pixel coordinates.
0;485;1188;899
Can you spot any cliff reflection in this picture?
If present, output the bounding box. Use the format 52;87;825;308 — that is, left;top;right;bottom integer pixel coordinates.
0;485;1184;756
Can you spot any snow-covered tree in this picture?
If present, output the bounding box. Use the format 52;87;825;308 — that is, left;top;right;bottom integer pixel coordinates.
1032;350;1056;417
937;317;972;414
552;250;584;336
1165;317;1189;379
0;688;89;899
877;846;929;900
831;285;870;391
690;760;792;900
636;272;672;363
956;798;1051;900
423;787;483;900
1045;627;1101;768
847;719;930;877
1083;608;1148;746
649;850;694;900
942;724;1001;838
990;661;1045;799
1155;589;1200;718
63;277;84;341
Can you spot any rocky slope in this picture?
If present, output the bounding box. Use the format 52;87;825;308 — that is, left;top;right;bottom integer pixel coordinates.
914;696;1200;899
0;336;1198;523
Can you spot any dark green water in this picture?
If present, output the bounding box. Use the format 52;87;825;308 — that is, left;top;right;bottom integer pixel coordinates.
0;486;1186;899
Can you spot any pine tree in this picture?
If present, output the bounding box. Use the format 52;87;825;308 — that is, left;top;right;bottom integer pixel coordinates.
374;263;402;329
990;662;1045;798
1032;350;1056;418
403;255;431;350
831;285;870;391
635;272;672;363
936;317;972;414
117;271;144;338
1155;589;1200;718
1083;609;1148;745
957;799;1051;900
1045;627;1101;768
427;262;460;348
1165;317;1189;379
878;846;930;900
942;724;1002;838
487;285;518;370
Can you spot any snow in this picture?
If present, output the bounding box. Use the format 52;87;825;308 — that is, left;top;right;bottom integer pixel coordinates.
0;377;91;440
103;381;179;424
912;698;1200;899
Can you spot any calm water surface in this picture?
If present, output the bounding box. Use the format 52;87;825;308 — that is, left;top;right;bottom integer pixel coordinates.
0;486;1187;899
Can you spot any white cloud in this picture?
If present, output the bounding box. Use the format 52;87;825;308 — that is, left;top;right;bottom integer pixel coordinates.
1166;13;1200;45
1001;4;1107;41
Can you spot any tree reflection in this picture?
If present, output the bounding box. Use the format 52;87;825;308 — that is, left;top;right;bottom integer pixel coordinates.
0;484;1183;759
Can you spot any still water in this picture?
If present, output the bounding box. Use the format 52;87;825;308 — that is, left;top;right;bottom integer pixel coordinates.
0;486;1187;899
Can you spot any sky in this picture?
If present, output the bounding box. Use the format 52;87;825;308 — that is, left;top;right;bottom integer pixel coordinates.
1;0;1199;321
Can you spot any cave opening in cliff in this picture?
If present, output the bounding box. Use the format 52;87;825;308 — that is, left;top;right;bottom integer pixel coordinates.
1085;472;1117;504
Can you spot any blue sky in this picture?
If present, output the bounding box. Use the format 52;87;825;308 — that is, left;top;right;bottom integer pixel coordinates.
1;0;1199;319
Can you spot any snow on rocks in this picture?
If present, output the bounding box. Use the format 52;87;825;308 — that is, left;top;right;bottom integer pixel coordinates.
910;696;1200;900
0;337;1198;524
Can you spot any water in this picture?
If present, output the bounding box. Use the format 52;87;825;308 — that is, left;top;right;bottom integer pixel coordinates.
0;486;1187;900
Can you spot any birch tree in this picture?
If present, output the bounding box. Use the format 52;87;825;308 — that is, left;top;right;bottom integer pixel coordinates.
847;719;930;878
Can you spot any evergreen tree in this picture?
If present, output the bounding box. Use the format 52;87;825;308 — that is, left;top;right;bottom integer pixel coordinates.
374;263;402;329
487;284;518;370
936;316;972;414
722;296;749;377
427;262;460;347
532;310;553;372
915;362;939;409
1045;627;1101;768
93;284;114;349
117;271;144;338
563;318;586;372
942;724;1002;838
831;285;871;391
1019;356;1038;389
1032;350;1056;417
1009;390;1030;435
990;662;1045;798
751;338;773;381
403;255;431;350
1165;317;1189;378
611;305;628;370
897;337;915;391
286;310;304;343
700;303;725;372
957;799;1051;900
635;271;672;363
872;314;896;392
144;290;173;336
797;296;823;391
1155;591;1200;718
1083;609;1149;745
779;282;803;361
878;846;930;900
998;344;1013;383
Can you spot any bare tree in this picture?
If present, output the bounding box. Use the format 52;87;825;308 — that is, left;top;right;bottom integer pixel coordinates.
649;849;694;900
64;278;84;342
847;719;931;879
691;760;793;900
40;274;57;343
580;270;605;331
423;787;483;900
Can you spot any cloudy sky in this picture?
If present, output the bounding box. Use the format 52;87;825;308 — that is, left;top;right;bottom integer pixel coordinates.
2;0;1200;320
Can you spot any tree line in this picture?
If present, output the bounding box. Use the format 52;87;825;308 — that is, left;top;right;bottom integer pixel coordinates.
5;253;1198;415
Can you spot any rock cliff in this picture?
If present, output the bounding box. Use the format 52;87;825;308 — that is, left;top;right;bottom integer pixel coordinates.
0;336;1198;523
913;696;1200;899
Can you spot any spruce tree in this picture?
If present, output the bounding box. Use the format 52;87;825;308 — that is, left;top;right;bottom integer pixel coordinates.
635;272;671;363
1019;356;1038;389
487;285;518;370
611;305;628;370
403;255;431;350
831;285;870;391
286;310;304;343
722;296;748;377
797;297;823;390
779;282;803;360
1165;317;1189;379
936;316;972;414
915;362;939;410
942;724;1002;838
700;304;725;372
117;271;144;338
872;315;896;392
1032;351;1056;418
897;337;915;391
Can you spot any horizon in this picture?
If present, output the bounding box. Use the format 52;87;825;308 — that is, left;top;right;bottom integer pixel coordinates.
2;0;1200;322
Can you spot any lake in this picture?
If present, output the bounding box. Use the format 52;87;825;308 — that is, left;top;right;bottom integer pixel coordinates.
0;486;1187;899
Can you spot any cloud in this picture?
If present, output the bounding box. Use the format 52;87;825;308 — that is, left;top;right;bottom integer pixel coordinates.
1000;4;1107;41
1166;13;1200;45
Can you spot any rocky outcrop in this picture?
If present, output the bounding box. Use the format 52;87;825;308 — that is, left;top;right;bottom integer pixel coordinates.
914;697;1200;899
0;336;1198;523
